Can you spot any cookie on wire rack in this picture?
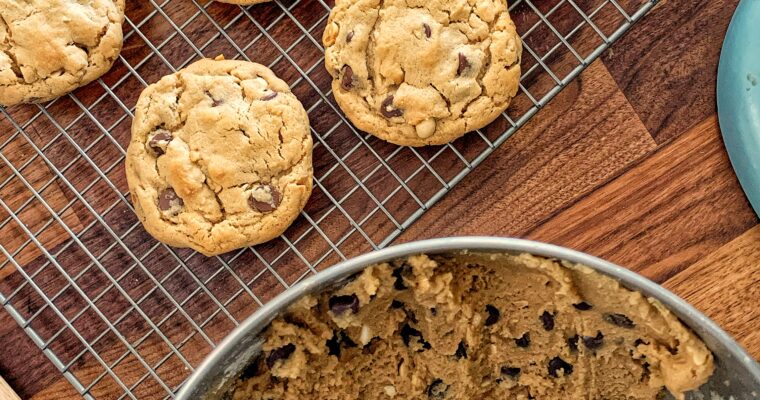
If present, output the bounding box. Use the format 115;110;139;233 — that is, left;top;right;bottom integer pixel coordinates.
0;0;125;106
126;58;313;256
323;0;522;146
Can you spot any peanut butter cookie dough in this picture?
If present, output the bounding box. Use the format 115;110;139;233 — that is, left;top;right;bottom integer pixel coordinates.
126;59;313;256
323;0;522;146
232;253;713;399
0;0;125;106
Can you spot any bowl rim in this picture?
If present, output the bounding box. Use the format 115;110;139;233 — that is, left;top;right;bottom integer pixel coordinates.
176;236;760;399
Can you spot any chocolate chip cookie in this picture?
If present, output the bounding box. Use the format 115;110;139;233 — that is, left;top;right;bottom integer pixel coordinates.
126;58;313;256
232;253;714;399
323;0;522;146
0;0;125;106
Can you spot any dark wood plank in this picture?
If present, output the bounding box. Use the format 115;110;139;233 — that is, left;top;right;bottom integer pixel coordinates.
399;60;656;240
664;225;760;359
602;0;739;143
527;116;758;281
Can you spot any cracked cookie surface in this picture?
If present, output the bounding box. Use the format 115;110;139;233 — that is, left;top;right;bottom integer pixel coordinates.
323;0;521;146
232;253;713;400
126;59;313;256
0;0;125;106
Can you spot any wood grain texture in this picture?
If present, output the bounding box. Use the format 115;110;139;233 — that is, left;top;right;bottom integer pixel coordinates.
603;0;740;143
399;60;656;240
527;116;758;282
664;225;760;359
0;375;20;400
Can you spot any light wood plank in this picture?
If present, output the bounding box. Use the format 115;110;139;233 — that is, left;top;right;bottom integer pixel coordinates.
664;225;760;359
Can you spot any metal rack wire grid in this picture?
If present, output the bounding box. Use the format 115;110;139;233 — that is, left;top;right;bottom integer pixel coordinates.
0;0;655;398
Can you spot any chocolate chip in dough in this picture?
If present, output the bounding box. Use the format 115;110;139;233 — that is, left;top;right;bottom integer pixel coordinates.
547;356;573;377
540;310;555;331
430;307;437;316
391;300;405;309
567;334;579;352
392;264;411;290
262;92;278;101
515;332;531;348
158;188;183;213
423;23;431;38
341;65;354;90
329;294;360;316
266;344;296;369
484;305;500;326
400;323;431;351
240;355;263;379
455;341;468;359
603;312;635;328
248;184;281;213
426;379;449;399
501;366;521;378
346;31;354;43
148;130;173;156
381;95;403;118
572;301;593;311
457;53;470;76
582;331;604;350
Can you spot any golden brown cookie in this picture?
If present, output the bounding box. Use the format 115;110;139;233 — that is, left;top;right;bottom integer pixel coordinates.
0;0;125;106
126;59;313;256
323;0;522;146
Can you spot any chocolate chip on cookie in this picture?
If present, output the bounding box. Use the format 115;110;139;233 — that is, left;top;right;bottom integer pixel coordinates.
341;65;354;90
572;301;593;311
158;188;183;214
380;95;403;118
262;92;278;101
548;356;573;377
329;294;360;316
540;310;555;331
515;332;531;348
206;91;224;107
484;304;500;326
423;23;431;38
603;313;635;328
457;53;470;76
582;331;604;350
266;344;296;369
148;129;173;156
346;31;354;43
248;184;281;213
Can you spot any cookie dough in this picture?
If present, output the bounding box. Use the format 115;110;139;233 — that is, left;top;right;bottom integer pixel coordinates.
126;58;313;256
0;0;125;106
323;0;522;146
232;253;714;399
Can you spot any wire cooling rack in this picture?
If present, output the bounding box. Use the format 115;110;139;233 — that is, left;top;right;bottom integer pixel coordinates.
0;0;655;398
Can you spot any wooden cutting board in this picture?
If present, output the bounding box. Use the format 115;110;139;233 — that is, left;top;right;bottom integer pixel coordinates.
0;376;19;400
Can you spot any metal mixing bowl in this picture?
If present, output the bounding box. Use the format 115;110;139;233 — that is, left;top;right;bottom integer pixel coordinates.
176;237;760;399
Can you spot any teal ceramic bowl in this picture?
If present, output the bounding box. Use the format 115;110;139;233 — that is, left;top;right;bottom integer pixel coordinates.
717;0;760;217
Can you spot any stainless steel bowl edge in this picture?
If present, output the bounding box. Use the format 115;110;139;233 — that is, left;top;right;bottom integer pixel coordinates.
176;237;760;399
